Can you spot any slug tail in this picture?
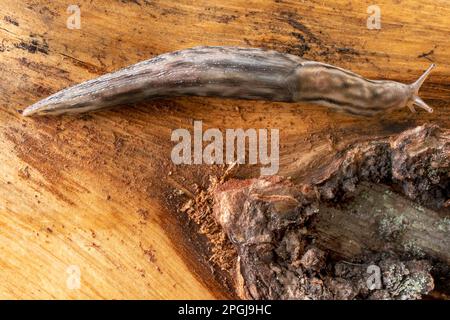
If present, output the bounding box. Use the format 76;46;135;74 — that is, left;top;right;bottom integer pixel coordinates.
22;105;37;117
22;100;44;117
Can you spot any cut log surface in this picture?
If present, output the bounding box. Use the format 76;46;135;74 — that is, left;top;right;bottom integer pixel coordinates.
0;0;449;299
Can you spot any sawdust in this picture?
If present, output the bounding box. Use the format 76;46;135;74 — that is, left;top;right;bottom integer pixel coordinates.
180;164;238;272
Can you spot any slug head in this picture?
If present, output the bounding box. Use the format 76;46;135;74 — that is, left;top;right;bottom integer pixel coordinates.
405;64;435;113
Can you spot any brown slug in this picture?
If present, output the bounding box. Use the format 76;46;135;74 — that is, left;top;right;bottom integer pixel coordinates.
22;46;435;117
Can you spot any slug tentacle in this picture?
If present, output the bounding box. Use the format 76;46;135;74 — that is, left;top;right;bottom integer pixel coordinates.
21;46;435;117
407;64;435;113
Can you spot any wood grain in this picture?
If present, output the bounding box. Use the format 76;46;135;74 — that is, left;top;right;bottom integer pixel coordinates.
0;0;449;299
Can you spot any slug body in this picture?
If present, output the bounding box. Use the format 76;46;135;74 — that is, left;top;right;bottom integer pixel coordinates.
22;46;435;117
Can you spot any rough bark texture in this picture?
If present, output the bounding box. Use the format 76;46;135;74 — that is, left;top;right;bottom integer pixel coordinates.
304;124;449;210
212;124;448;299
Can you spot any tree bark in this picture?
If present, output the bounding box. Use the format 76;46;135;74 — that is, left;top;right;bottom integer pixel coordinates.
211;124;449;299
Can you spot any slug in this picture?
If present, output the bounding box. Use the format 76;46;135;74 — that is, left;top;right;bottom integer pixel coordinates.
22;46;435;117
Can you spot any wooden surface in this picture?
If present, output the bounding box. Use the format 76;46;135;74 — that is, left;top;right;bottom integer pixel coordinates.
0;0;449;299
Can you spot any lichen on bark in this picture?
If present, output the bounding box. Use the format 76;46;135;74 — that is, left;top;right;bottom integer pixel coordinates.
209;124;448;300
